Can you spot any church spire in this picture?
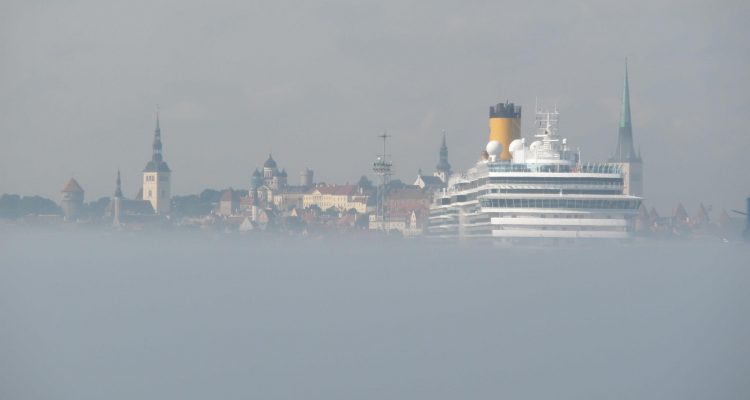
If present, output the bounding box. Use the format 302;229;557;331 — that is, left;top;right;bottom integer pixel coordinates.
436;130;452;176
152;107;163;163
620;60;631;129
143;108;170;173
114;170;123;198
610;59;639;163
141;107;172;215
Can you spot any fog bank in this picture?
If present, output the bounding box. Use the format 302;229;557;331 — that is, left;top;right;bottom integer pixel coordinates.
1;231;748;399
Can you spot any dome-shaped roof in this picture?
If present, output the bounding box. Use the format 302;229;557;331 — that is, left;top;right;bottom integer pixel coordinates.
279;169;287;177
252;168;261;177
263;154;277;168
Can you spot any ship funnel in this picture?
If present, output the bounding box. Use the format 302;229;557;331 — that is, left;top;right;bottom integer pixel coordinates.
489;101;522;161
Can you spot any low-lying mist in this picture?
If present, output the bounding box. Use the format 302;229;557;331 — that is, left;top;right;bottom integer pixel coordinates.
1;229;748;400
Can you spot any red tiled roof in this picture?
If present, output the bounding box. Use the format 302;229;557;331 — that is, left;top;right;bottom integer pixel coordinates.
61;178;84;193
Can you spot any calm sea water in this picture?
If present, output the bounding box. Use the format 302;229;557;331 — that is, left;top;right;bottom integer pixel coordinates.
1;229;748;400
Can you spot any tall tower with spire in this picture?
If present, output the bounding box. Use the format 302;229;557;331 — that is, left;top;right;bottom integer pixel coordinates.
609;61;643;197
114;169;123;198
435;132;452;183
142;110;172;214
113;170;123;227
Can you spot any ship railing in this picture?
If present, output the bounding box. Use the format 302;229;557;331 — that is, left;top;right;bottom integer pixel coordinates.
485;162;623;174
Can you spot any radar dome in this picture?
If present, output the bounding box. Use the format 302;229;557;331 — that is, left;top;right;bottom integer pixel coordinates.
509;139;524;153
529;141;542;151
485;140;502;156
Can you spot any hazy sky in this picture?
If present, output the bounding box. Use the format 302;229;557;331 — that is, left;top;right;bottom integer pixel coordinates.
1;0;748;212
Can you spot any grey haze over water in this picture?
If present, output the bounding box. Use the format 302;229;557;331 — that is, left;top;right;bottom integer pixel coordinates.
1;0;749;212
1;230;748;399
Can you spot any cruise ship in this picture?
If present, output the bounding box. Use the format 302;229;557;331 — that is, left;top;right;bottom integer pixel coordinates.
428;106;642;242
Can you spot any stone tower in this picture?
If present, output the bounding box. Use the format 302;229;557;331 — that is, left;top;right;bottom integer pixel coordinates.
142;111;172;214
60;177;84;220
299;168;314;188
609;61;643;197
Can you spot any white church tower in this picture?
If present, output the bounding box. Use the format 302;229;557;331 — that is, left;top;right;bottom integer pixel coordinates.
142;111;172;214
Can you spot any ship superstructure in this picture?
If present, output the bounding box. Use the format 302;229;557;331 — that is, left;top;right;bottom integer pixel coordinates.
428;107;642;242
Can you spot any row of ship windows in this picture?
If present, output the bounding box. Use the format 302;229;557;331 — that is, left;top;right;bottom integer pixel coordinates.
480;198;641;210
430;210;458;218
431;213;629;220
487;177;622;185
437;188;620;205
486;164;622;174
450;177;622;192
487;189;621;194
492;213;593;219
493;226;629;231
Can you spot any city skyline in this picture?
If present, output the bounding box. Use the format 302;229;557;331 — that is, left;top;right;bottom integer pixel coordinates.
2;3;749;398
1;1;748;213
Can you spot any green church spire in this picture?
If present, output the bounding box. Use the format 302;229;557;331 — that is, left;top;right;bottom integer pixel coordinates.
620;59;631;129
610;59;639;163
